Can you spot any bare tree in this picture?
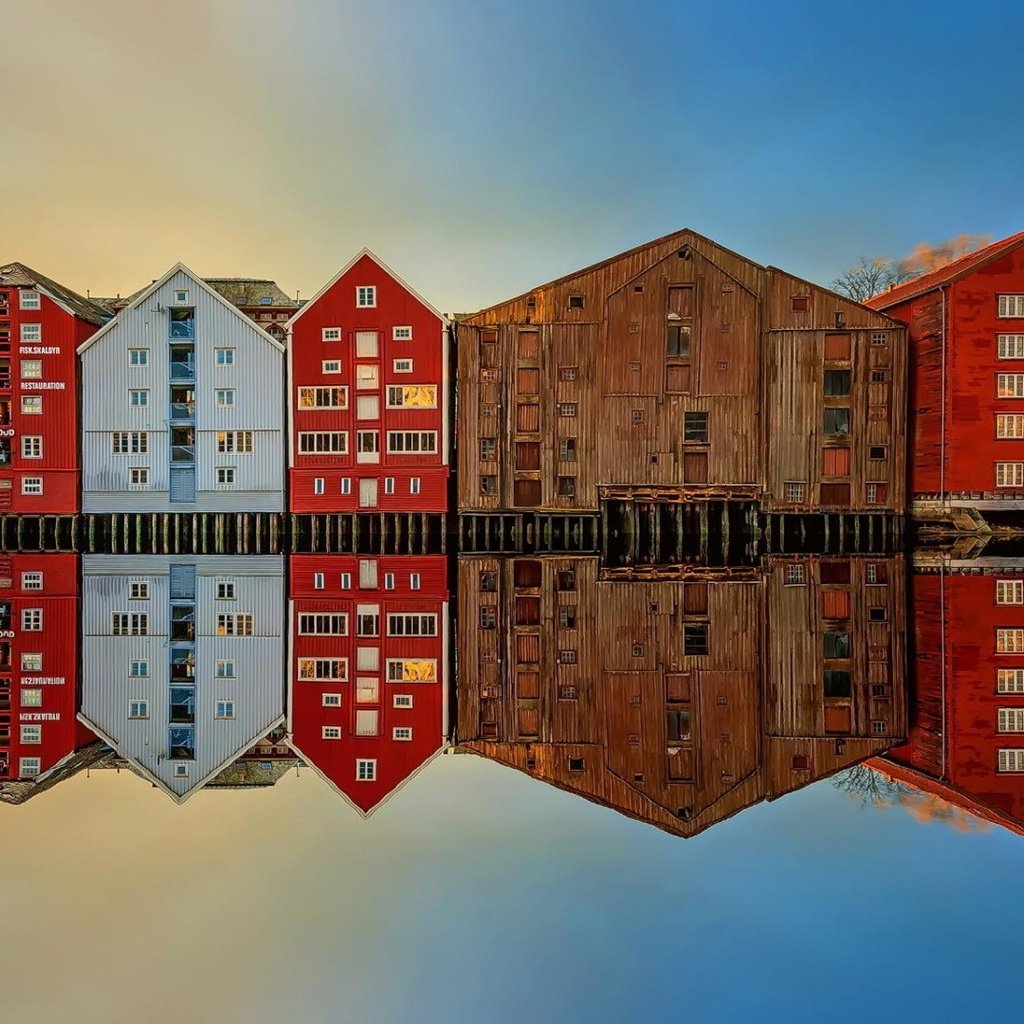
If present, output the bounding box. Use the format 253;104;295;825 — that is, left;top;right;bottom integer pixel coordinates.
832;764;913;807
831;256;915;302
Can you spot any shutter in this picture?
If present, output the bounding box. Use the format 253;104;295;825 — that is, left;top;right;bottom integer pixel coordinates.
824;704;852;734
358;479;378;507
822;590;851;619
169;467;195;503
516;368;540;395
169;565;196;600
516;671;540;700
516;403;540;432
683;452;708;484
822;447;851;476
824;333;851;360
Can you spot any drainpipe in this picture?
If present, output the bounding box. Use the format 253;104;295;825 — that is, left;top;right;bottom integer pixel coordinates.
939;562;947;781
940;285;948;511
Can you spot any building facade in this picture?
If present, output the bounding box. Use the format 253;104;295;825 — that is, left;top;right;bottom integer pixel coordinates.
457;229;906;514
0;554;90;784
204;278;298;343
78;555;286;802
867;231;1024;524
0;263;107;513
288;554;448;814
78;264;286;512
288;250;449;513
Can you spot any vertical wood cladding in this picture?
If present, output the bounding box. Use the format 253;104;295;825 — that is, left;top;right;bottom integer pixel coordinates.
457;229;906;513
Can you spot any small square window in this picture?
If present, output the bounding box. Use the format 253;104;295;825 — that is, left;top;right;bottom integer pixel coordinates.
323;693;342;707
869;445;887;460
791;295;810;312
322;327;342;342
684;623;708;656
785;482;806;503
215;700;236;720
323;725;342;740
356;286;377;308
393;326;413;341
568;295;584;309
21;572;43;591
174;290;189;305
871;332;887;346
356;758;377;780
393;726;413;741
215;348;235;366
20;395;42;414
322;360;342;374
19;290;41;310
394;694;414;709
785;563;806;586
631;409;644;424
174;763;189;778
21;688;43;707
216;388;235;407
19;757;42;777
129;580;149;600
568;757;585;771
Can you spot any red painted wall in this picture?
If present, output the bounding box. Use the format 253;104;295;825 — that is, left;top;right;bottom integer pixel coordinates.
0;554;86;781
288;555;448;812
0;284;95;513
288;253;449;513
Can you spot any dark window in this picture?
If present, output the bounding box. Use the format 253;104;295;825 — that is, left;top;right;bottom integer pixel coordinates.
556;476;576;497
871;369;888;383
559;366;577;382
824;370;851;396
869;445;887;460
791;296;810;312
479;607;496;629
558;403;578;417
514;561;542;587
684;623;708;656
526;296;536;308
824;631;851;660
558;649;577;664
666;325;692;357
169;307;195;338
871;684;890;698
824;670;852;698
559;605;577;628
556;569;576;591
634;285;645;293
480;475;497;495
559;438;577;461
558;685;578;701
480;571;498;592
684;412;708;442
871;720;887;735
631;409;644;424
868;607;888;622
820;562;852;584
480;438;497;461
631;642;644;657
666;710;692;742
568;757;585;771
824;407;851;435
791;754;810;770
568;295;584;309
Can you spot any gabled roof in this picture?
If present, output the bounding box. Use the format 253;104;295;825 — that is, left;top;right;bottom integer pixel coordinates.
866;230;1024;310
288;248;446;327
0;261;110;326
77;262;286;354
204;278;298;309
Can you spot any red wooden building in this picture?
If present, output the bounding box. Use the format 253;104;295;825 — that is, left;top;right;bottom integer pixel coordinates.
868;231;1024;525
287;555;448;814
0;554;92;783
0;263;107;513
287;250;449;513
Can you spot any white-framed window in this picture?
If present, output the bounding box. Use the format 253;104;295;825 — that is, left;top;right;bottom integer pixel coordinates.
785;482;806;503
322;725;342;740
299;431;348;454
998;669;1024;693
997;373;1024;397
215;700;236;720
129;467;149;487
174;289;189;304
355;331;379;357
314;478;325;495
216;467;236;486
996;462;1024;488
322;327;342;342
393;325;414;342
313;572;325;589
20;688;42;707
128;348;149;366
20;725;42;744
217;431;253;454
216;579;235;600
996;579;1024;605
128;388;149;407
21;608;42;631
356;758;377;780
386;614;438;637
21;571;43;591
997;628;1024;653
298;657;348;681
174;763;189;778
215;388;236;407
322;359;342;374
322;693;342;707
20;323;41;343
129;659;148;678
298;386;348;409
384;477;395;495
356;286;377;308
386;430;438;454
217;613;253;637
340;478;352;495
998;295;1024;318
998;748;1024;772
21;359;42;379
21;652;42;672
998;707;1024;733
356;364;379;390
215;659;236;678
298;613;348;636
112;431;148;455
340;572;352;589
410;573;421;590
998;335;1024;359
410;477;421;495
128;699;149;719
21;436;42;459
215;347;235;366
386;385;437;408
384;572;395;590
19;757;41;777
129;579;149;600
21;478;43;495
356;604;380;637
357;395;380;419
393;694;414;709
356;430;380;462
393;358;414;374
357;647;379;672
20;395;42;415
393;726;413;741
997;414;1024;439
19;290;40;310
112;612;147;636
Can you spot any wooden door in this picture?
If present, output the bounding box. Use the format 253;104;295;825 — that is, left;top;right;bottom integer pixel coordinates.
514;479;542;506
683;452;708;484
666;363;692;394
359;478;378;507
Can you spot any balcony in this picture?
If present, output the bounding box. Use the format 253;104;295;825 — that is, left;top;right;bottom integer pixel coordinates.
168;726;195;761
170;386;195;421
170;605;195;642
169;344;195;380
169;309;195;339
169;686;195;725
170;651;195;683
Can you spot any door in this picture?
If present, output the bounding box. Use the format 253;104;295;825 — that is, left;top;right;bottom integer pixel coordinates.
359;478;378;508
666;363;692;394
683;452;708;484
170;467;195;503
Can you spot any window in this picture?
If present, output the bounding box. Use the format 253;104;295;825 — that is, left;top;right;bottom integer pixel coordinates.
298;658;348;681
215;659;236;678
869;445;888;460
386;430;438;454
393;326;413;340
21;436;42;459
21;688;42;707
568;295;584;309
824;670;852;698
683;412;708;442
480;475;497;495
355;331;379;357
386;384;437;408
21;359;42;379
997;628;1024;654
299;431;348;454
215;347;235;365
394;358;413;373
21;477;43;495
998;295;1024;318
871;332;887;346
356;759;377;781
557;569;577;591
631;410;644;424
20;395;42;414
21;653;43;672
996;462;1024;488
129;659;149;678
217;431;254;454
128;700;149;719
999;707;1024;734
871;369;888;383
127;348;149;367
558;438;577;462
21;572;43;591
19;290;40;310
216;579;235;600
480;438;498;462
393;726;413;741
558;403;578;417
997;580;1024;605
357;395;380;420
340;478;352;496
129;579;149;600
823;408;850;435
111;612;147;635
173;763;189;778
785;482;806;503
866;483;888;505
215;388;235;407
322;359;342;374
791;295;810;312
824;631;851;659
322;327;342;342
128;389;149;407
998;414;1024;439
997;669;1024;694
298;386;348;409
410;477;421;495
322;693;342;708
480;606;497;629
785;563;806;585
313;571;325;589
217;614;253;637
480;571;498;593
19;758;41;777
169;307;195;338
410;572;421;590
386;659;437;682
683;623;708;656
20;323;41;343
998;749;1024;773
21;608;42;631
666;324;692;357
323;726;342;740
394;694;414;709
357;430;380;460
387;613;438;636
568;757;585;772
357;604;380;637
215;700;236;720
112;431;148;455
824;370;851;396
559;366;578;382
298;613;348;635
866;562;888;585
998;373;1024;398
998;334;1024;359
216;467;236;486
356;286;377;307
20;725;42;745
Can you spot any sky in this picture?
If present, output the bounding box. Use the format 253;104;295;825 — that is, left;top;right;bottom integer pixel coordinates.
3;755;1024;1024
4;0;1024;312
